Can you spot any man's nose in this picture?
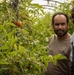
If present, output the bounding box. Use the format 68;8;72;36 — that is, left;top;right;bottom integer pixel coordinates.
58;24;62;29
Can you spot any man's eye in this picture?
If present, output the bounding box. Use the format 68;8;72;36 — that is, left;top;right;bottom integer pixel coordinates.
55;23;59;26
61;23;65;25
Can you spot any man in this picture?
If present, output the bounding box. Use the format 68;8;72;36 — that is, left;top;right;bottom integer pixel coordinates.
70;6;74;75
44;12;71;75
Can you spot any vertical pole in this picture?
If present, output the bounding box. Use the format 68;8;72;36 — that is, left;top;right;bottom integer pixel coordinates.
72;43;74;75
71;33;74;75
13;0;19;21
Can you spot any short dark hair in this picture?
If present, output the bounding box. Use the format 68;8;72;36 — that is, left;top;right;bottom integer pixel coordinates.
52;12;69;25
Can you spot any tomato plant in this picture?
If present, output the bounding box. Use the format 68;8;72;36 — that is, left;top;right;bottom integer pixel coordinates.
0;0;72;75
0;0;50;75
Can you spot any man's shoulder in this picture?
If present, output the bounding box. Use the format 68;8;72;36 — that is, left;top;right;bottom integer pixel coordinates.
50;34;57;38
49;34;57;42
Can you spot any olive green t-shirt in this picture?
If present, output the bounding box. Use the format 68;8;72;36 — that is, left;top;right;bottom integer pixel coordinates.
45;34;71;75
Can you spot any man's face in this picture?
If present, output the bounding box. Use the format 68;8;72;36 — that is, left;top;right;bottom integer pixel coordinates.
53;15;69;37
71;11;74;23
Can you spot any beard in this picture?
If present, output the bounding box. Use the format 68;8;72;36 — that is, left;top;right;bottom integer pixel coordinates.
54;29;68;37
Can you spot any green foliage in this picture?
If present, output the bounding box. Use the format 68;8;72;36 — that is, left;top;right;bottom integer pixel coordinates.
0;0;51;75
0;0;71;75
49;54;67;65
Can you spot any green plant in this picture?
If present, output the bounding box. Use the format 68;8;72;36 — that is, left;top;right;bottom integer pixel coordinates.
0;0;69;75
